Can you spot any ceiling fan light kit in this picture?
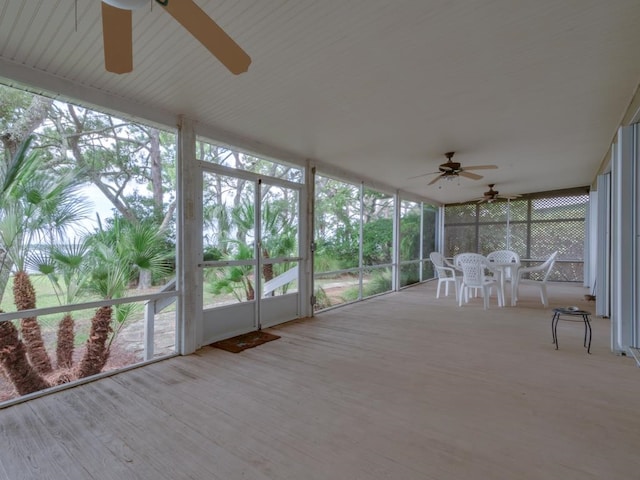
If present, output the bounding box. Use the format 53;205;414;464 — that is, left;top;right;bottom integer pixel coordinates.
100;0;251;75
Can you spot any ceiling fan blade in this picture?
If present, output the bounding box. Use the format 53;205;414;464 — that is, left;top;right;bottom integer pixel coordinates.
459;171;483;180
161;0;251;75
428;174;443;185
462;165;498;171
102;3;133;74
408;171;439;180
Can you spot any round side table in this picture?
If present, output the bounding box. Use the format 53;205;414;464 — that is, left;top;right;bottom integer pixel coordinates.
551;308;592;354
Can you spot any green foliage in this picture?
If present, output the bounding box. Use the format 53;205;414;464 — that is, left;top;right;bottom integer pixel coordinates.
362;218;392;265
314;237;358;270
85;216;173;298
400;263;421;287
206;241;254;301
313;250;343;274
203;246;223;261
314;176;360;269
339;285;359;302
29;240;92;306
340;270;393;302
109;302;141;350
400;211;421;262
0;85;35;132
84;239;131;300
313;286;332;310
0;136;91;273
366;271;393;295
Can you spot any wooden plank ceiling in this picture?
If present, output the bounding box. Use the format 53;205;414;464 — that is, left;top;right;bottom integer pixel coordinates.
1;0;640;203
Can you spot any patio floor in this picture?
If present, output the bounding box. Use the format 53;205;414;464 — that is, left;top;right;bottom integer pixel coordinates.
1;281;638;480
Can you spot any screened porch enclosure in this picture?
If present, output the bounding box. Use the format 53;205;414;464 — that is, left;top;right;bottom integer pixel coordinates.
313;174;438;312
0;96;594;408
198;157;306;343
0;83;604;409
444;188;589;283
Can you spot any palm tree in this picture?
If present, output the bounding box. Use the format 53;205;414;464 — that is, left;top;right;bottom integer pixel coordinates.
0;312;50;395
0;135;90;376
123;219;173;290
32;240;92;369
76;236;130;378
0;136;41;300
231;200;297;290
76;216;171;377
207;241;256;301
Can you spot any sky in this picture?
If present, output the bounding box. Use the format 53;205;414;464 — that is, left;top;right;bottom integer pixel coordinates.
67;184;115;241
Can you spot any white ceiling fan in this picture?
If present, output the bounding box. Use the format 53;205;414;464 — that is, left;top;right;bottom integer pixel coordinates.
100;0;251;75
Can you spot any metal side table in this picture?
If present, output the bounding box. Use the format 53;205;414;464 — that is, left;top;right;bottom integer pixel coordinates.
551;308;592;354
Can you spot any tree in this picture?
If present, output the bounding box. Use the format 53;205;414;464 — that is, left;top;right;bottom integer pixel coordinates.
314;177;360;270
1;86;178;298
0;314;49;395
0;136;90;376
206;200;297;301
207;241;256;302
34;240;92;369
0;87;178;397
0;88;55;300
232;200;297;286
0;137;93;394
0;85;52;159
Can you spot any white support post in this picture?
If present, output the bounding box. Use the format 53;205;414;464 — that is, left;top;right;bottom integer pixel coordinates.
177;116;202;354
392;191;400;291
143;303;155;361
419;202;424;282
595;173;611;319
611;125;638;354
303;163;315;318
358;183;364;300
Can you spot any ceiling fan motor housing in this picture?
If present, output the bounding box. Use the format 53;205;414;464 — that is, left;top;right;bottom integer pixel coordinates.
439;151;461;173
439;162;461;173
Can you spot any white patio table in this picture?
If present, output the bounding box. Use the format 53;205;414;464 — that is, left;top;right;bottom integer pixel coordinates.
486;258;520;307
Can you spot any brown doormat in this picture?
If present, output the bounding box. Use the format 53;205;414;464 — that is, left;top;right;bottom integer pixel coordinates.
210;331;280;353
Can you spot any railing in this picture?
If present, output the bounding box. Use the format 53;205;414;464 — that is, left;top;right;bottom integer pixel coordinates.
262;267;297;297
0;289;179;408
0;290;179;361
143;278;177;361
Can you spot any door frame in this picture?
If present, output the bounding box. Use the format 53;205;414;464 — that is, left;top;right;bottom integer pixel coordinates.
198;161;308;344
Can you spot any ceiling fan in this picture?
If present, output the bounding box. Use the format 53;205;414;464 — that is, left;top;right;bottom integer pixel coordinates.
411;152;498;186
100;0;251;75
476;184;521;203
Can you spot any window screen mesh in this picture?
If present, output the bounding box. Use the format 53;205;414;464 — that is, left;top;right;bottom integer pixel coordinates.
444;191;588;282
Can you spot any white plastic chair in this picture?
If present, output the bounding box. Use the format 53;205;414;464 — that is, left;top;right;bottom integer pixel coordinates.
486;250;520;304
455;253;503;309
429;252;459;299
486;250;520;281
513;251;558;307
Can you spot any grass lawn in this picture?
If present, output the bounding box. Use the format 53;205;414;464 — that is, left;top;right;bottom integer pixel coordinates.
0;274;177;347
1;274;102;326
